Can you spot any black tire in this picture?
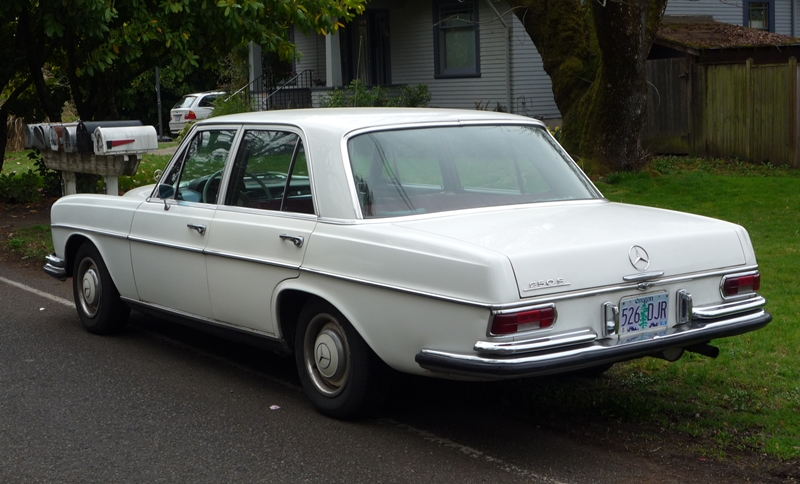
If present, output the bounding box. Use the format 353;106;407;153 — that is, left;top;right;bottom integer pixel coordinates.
295;300;389;419
72;242;130;334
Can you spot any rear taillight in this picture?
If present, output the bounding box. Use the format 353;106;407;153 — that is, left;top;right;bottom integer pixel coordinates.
491;306;555;335
185;110;197;120
722;273;760;297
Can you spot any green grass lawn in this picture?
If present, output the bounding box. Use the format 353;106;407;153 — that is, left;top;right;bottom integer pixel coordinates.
556;160;800;459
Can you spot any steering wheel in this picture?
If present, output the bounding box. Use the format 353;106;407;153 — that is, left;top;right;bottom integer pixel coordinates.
243;171;271;200
202;170;223;204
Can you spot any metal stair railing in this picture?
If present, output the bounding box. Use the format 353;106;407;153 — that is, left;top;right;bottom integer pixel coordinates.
260;70;314;111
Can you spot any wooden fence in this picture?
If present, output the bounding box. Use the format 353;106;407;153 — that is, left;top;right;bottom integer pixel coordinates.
643;56;799;167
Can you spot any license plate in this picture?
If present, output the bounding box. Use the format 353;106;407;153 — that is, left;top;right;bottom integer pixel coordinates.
619;292;669;334
173;115;181;121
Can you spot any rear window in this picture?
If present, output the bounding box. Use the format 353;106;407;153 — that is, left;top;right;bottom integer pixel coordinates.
173;96;197;109
347;125;599;218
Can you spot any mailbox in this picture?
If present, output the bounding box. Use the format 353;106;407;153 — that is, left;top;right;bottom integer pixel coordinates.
76;120;143;153
23;124;39;150
62;126;79;153
48;123;79;152
93;125;158;155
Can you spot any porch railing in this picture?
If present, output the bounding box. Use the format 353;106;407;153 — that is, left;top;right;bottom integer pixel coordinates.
227;70;314;112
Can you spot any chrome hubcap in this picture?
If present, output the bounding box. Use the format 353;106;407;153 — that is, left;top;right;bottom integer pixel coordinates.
77;257;101;318
304;315;351;397
82;269;99;305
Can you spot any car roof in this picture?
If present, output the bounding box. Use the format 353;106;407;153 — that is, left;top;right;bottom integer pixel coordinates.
182;91;226;97
196;108;545;134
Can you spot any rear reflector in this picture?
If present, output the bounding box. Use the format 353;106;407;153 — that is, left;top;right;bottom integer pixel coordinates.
723;273;760;297
491;306;555;335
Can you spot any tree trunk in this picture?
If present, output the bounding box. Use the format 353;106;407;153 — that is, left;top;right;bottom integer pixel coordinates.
0;78;34;173
509;0;667;172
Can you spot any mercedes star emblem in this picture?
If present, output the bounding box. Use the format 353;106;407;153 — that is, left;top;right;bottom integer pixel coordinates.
628;245;650;271
316;343;332;369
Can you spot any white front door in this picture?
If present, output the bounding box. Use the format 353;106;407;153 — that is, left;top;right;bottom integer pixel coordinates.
129;127;239;319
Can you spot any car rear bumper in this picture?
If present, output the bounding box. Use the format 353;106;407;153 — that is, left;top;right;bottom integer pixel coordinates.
415;306;771;379
43;253;67;281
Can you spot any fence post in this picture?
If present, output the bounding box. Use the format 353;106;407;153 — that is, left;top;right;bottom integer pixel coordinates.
790;56;798;168
745;58;753;161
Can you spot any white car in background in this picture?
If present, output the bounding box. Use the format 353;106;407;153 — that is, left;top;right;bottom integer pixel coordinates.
44;108;771;419
168;91;225;135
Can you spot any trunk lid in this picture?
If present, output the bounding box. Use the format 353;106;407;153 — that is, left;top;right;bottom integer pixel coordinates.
393;201;747;298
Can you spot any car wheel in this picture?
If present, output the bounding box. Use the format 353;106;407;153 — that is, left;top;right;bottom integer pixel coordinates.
295;300;388;419
72;242;130;334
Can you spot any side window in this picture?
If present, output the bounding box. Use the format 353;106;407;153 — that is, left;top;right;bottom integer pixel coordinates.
159;129;236;204
433;0;480;78
198;95;219;108
224;130;315;215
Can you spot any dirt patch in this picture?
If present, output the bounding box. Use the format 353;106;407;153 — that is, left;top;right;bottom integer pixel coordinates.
0;199;54;267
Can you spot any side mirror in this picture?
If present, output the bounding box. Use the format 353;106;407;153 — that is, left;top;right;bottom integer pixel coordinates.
157;184;174;211
158;184;174;199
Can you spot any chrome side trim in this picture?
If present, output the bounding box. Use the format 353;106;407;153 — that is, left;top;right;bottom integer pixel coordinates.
517;265;760;306
204;249;300;270
300;267;495;308
474;329;597;356
215;204;318;221
299;264;761;310
51;224;128;240
120;297;282;340
692;295;766;320
127;235;204;253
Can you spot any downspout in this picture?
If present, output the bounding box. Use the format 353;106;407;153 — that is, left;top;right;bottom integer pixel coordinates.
485;0;512;113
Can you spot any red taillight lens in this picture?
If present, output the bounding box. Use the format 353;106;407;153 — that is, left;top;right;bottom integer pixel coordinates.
491;307;555;335
185;110;197;120
723;273;760;297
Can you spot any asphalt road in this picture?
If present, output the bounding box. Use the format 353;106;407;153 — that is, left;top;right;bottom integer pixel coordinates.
0;260;762;483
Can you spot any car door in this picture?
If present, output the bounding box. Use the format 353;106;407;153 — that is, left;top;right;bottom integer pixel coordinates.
205;128;317;335
129;127;239;319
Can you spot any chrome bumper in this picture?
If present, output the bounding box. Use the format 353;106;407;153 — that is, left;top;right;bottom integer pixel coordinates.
43;253;67;281
415;297;771;378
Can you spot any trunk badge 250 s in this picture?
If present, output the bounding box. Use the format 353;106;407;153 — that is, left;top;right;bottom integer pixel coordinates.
524;278;570;292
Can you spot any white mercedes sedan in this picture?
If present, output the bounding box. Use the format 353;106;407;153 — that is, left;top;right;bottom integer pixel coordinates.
45;108;771;419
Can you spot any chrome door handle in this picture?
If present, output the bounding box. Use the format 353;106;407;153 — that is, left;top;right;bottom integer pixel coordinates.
279;234;304;247
187;223;206;235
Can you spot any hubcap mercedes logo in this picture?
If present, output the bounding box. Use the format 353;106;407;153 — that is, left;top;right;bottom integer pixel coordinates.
316;343;332;369
628;245;650;271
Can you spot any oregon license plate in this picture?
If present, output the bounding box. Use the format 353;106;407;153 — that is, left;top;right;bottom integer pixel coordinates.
619;292;669;334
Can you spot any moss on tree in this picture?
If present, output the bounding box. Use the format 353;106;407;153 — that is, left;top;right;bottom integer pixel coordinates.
508;0;668;173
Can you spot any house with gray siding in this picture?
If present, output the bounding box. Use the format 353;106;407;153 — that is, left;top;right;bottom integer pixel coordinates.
249;0;799;122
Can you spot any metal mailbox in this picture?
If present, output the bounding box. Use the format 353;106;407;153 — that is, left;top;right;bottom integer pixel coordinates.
93;126;158;155
76;120;143;153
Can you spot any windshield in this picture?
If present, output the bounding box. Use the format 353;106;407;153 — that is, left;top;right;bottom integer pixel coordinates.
347;125;600;218
173;96;197;109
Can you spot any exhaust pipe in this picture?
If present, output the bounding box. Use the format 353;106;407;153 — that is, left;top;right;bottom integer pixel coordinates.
685;343;720;359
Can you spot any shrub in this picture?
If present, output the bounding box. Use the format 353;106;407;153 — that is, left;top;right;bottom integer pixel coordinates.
210;94;253;118
31;150;61;198
320;80;430;108
0;169;42;203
